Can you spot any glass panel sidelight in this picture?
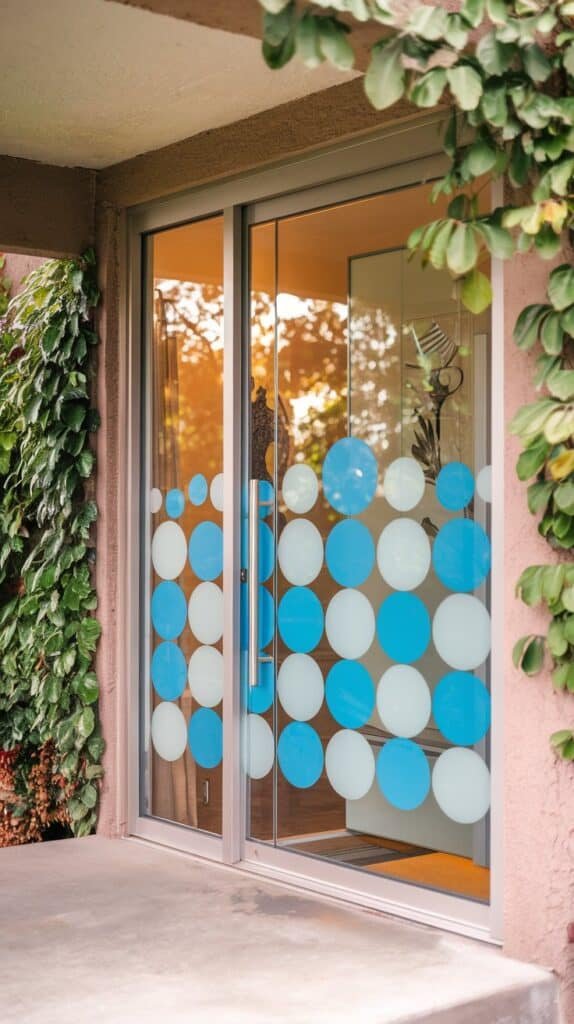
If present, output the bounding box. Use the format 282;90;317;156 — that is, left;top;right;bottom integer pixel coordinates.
142;215;224;834
247;181;492;903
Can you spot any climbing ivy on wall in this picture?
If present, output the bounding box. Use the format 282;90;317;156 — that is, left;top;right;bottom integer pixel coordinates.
0;252;103;842
258;0;574;757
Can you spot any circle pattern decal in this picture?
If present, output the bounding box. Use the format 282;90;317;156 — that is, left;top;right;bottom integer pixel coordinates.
325;730;375;801
377;518;431;591
278;653;324;721
189;474;208;506
325;660;375;729
210;473;224;512
326;519;375;587
278;587;324;653
277;722;324;789
432;747;490;823
476;465;492;503
150;488;162;513
246;714;275;780
376;738;430;810
151;581;187;640
151;641;187;701
433;594;491;670
188;521;223;581
282;464;318;514
151;702;187;762
377;593;430;663
259;522;274;583
188;582;223;645
326;589;375;659
433;671;491;746
166;488;185;518
322;437;377;515
247;658;274;714
278;519;324;587
151;521;187;580
376;665;431;738
432;518;491;592
187;645;223;708
383;457;425;511
436;462;474;511
188;708;223;769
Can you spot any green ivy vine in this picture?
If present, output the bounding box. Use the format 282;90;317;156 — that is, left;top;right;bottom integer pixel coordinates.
0;252;103;837
258;0;574;757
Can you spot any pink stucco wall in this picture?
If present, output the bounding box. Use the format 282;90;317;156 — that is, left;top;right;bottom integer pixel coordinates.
2;252;45;296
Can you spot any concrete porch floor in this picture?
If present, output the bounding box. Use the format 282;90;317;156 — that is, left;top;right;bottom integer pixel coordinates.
0;836;559;1023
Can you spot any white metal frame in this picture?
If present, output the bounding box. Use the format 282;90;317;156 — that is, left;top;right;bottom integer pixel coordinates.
124;114;504;943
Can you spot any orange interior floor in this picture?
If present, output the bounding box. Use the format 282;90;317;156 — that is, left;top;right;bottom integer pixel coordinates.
370;851;490;901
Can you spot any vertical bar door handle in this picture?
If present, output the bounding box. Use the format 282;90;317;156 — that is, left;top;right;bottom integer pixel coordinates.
248;479;261;688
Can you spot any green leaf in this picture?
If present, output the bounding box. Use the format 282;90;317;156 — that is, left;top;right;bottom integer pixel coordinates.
548;265;574;312
523;43;552;83
408;5;449;40
475;222;514;259
464;139;498;175
447;65;483;110
521;635;545;675
80;783;98;809
540;311;565;355
263;2;295;46
516;435;550;480
513;304;547;350
461;268;492;313
262;31;295;69
460;0;485;28
554;480;574;514
295;13;323;68
548;619;568;657
318;19;354;71
259;0;291;11
364;38;405;111
486;0;507;23
535;224;563;261
446;223;478;275
481;83;508;126
476;32;514;75
410;69;447;108
429;221;454;270
77;707;95;740
527;480;553;514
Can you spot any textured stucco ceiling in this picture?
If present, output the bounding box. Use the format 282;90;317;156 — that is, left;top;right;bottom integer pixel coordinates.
0;0;356;169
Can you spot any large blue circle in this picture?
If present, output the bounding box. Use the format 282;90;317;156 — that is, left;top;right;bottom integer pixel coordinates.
432;518;491;592
151;581;187;640
322;438;378;515
325;519;375;587
247;657;275;714
188;474;208;506
259;585;274;650
151;641;187;700
376;738;430;810
436;462;474;511
277;722;323;789
166;488;185;518
377;593;430;663
278;587;324;653
188;708;223;768
325;660;375;728
189;521;223;581
433;671;491;746
259;521;275;583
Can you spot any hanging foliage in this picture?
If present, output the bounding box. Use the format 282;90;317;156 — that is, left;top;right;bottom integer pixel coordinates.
258;0;574;757
0;251;103;841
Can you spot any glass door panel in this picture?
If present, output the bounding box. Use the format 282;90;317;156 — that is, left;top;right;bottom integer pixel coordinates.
247;180;492;903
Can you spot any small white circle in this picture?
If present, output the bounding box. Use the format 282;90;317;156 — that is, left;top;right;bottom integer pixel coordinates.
377;518;431;591
476;465;492;503
278;653;324;721
150;488;162;513
210;473;224;512
433;594;491;670
246;714;275;780
151;521;187;580
188;645;223;707
325;730;375;800
384;457;425;512
432;747;490;824
282;464;319;514
151;702;187;762
188;582;224;645
326;589;375;659
376;665;431;738
278;519;324;586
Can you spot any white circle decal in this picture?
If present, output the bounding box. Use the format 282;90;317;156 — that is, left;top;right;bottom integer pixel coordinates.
188;582;224;644
277;653;324;721
383;457;425;512
150;488;162;513
151;521;187;580
210;473;224;512
377;664;431;738
325;730;375;800
326;589;375;659
476;465;492;503
246;714;275;780
433;594;491;670
282;464;319;514
432;747;490;823
151;702;187;762
278;519;324;586
188;645;223;707
377;518;431;591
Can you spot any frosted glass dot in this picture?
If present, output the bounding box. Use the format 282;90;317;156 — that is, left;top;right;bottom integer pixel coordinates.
278;653;324;721
246;714;275;780
151;521;187;580
326;589;375;659
282;464;319;514
477;465;492;503
433;594;491;670
377;665;431;738
384;457;425;512
188;582;224;645
432;747;490;824
150;488;162;513
278;519;324;586
151;702;187;762
187;645;223;708
325;730;375;801
210;473;224;512
377;518;431;591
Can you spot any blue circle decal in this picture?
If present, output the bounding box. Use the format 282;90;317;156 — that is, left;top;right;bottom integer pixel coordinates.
278;587;324;653
433;671;491;746
151;641;187;700
259;480;274;519
322;438;378;515
326;660;375;729
259;521;275;582
247;657;275;714
259;585;274;650
376;738;430;810
188;474;208;506
166;488;185;518
325;519;375;587
436;462;474;511
433;518;491;592
189;521;223;581
277;722;323;788
188;708;223;768
377;593;430;663
151;581;187;640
